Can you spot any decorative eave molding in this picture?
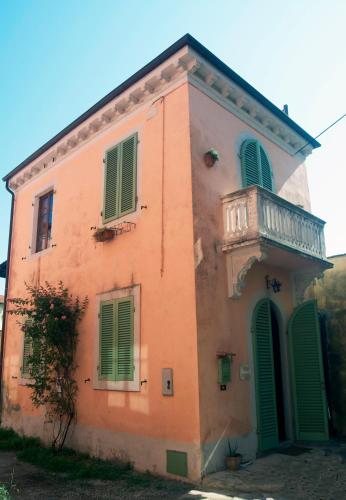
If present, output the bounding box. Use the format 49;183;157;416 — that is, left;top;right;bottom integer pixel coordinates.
9;47;196;191
187;49;313;158
8;47;312;192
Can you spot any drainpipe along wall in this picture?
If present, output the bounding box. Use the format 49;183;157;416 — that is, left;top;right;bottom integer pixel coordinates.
0;181;15;420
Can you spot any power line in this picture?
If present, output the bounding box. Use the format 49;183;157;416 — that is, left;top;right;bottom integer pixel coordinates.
294;113;346;155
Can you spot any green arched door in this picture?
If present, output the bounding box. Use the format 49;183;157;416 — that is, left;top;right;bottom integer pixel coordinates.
288;300;329;441
252;299;279;451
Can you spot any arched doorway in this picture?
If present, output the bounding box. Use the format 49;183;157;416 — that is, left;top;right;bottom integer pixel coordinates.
252;298;286;452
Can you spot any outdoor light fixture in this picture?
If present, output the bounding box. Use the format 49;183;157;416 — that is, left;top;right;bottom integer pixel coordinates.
265;275;282;293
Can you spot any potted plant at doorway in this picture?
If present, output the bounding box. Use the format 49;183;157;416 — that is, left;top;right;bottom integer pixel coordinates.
93;227;115;242
225;441;242;471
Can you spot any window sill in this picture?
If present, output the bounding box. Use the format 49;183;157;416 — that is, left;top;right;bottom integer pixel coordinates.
28;245;54;260
18;375;33;386
93;379;140;392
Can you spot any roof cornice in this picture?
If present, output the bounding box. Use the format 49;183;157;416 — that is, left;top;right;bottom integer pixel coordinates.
4;34;319;189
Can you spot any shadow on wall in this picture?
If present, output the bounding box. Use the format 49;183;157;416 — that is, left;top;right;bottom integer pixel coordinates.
307;256;346;437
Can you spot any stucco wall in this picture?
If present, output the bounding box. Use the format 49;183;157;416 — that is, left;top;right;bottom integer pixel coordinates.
2;82;202;480
189;83;306;472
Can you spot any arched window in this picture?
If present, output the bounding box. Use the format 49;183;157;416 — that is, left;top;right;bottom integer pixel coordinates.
240;139;273;191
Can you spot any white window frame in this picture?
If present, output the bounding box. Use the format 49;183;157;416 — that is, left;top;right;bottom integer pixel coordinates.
93;284;141;392
30;183;55;257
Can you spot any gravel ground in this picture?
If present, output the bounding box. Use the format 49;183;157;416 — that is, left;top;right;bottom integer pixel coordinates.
2;445;346;499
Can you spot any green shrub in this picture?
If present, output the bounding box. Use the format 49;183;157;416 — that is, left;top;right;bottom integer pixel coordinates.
0;485;10;500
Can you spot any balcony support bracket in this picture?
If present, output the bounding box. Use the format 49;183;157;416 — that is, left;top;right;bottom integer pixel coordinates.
225;243;267;299
292;268;324;305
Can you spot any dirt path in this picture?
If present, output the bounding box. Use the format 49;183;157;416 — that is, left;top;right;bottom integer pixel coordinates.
0;451;193;499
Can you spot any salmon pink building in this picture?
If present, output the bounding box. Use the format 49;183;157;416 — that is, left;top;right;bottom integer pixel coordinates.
1;35;332;480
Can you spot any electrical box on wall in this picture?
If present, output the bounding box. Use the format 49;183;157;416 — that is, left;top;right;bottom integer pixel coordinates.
162;368;174;396
218;355;232;385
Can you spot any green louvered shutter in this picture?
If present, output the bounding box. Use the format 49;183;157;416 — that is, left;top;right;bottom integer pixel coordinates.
241;140;260;187
103;145;119;222
252;299;279;451
259;146;273;191
22;333;32;378
115;297;134;381
288;300;329;441
119;134;137;216
99;301;115;380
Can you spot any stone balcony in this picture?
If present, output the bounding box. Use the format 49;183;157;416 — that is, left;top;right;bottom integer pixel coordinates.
221;185;332;300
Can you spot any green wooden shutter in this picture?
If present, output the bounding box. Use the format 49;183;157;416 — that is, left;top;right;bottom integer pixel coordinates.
119;134;137;216
288;300;329;441
115;297;134;381
103;145;119;222
259;146;273;191
99;301;115;380
252;299;279;451
241;140;260;187
22;333;32;378
241;140;273;192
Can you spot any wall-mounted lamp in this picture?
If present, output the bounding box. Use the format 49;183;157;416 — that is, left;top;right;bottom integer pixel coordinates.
204;148;220;168
265;275;282;293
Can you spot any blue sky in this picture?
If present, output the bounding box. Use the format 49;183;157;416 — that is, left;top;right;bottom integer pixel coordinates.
1;0;346;293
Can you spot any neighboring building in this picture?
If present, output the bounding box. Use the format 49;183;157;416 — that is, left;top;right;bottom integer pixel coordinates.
307;254;346;437
1;35;332;480
0;261;6;279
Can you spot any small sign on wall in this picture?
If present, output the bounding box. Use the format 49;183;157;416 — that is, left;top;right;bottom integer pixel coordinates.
162;368;174;396
239;363;251;381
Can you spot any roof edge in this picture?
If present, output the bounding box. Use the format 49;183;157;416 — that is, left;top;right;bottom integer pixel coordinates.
3;33;319;182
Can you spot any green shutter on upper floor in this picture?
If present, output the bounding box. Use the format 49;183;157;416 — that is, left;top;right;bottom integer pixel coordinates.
119;135;137;216
103;133;137;223
259;145;273;191
103;145;119;222
241;140;260;187
240;139;273;192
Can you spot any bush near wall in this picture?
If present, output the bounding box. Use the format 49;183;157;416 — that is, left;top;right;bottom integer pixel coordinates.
307;261;346;437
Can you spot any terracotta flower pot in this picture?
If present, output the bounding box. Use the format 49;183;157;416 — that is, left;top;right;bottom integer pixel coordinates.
225;454;242;471
93;228;115;242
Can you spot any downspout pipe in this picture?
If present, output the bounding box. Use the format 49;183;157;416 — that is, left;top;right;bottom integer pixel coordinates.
0;181;15;419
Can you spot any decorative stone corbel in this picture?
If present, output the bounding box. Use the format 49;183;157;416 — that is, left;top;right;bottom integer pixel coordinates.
225;244;268;298
292;268;324;305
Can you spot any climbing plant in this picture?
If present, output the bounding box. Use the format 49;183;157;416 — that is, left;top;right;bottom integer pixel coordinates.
7;282;88;450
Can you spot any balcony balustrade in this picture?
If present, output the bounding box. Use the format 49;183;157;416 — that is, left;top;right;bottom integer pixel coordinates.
222;185;327;261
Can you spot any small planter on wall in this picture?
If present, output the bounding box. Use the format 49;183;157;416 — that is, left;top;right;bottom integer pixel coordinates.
93;227;115;242
204;148;220;168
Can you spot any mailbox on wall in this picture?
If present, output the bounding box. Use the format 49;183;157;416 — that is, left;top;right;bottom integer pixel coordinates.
217;352;235;389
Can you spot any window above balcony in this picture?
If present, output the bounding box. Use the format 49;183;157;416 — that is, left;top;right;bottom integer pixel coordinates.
240;139;273;192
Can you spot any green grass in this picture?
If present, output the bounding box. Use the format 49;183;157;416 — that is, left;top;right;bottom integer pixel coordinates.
0;428;40;451
0;427;189;493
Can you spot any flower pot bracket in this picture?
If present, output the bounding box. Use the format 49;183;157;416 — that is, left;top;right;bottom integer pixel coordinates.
92;221;136;242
